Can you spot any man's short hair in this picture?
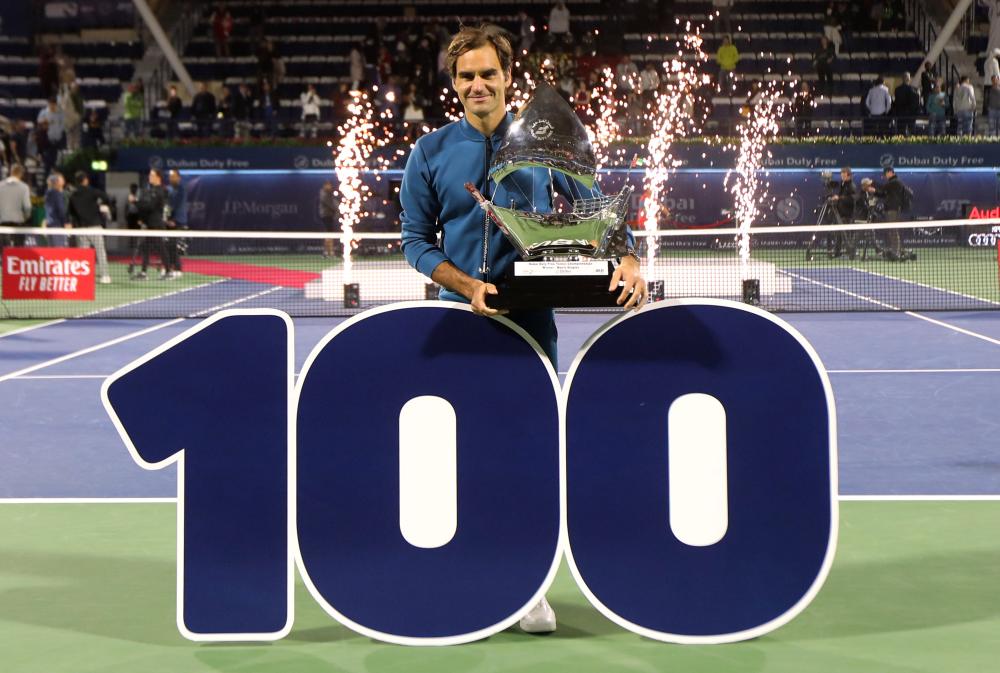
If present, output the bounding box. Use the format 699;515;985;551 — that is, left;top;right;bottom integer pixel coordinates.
149;168;164;181
840;167;852;176
75;170;89;185
882;166;895;175
10;164;24;178
47;172;62;187
446;24;513;79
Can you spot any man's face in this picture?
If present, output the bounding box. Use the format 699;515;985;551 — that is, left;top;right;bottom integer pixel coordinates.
149;170;160;185
840;170;850;182
452;45;509;120
169;171;180;186
55;175;65;190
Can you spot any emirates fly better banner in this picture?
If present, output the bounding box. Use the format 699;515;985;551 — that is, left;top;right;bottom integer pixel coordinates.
2;247;96;300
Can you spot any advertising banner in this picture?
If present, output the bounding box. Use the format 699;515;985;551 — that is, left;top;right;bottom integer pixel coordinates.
2;247;96;300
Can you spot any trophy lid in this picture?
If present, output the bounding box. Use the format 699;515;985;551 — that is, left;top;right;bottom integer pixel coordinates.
491;81;597;189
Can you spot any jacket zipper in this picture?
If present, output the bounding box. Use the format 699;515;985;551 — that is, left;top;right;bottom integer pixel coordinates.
479;136;492;281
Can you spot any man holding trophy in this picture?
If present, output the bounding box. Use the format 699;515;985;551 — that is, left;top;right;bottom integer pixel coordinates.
401;25;646;367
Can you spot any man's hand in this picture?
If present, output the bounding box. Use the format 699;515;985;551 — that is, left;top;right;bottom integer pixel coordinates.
610;256;647;311
470;281;507;316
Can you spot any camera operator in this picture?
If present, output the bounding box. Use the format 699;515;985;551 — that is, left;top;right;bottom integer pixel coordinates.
866;166;912;261
822;167;857;257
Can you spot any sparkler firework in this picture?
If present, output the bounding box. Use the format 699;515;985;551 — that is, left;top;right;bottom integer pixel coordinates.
725;82;785;273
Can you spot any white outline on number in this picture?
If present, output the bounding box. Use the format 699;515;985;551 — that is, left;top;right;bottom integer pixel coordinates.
101;309;296;643
292;301;565;647
560;299;840;644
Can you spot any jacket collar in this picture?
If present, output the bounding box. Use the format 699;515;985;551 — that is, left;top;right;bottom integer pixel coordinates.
458;111;513;142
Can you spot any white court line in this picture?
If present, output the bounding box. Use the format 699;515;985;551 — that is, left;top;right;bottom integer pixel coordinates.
827;368;1000;374
0;319;184;384
1;495;998;504
6;374;109;380
0;498;176;504
191;286;283;317
0;319;66;338
782;269;1000;347
903;311;1000;347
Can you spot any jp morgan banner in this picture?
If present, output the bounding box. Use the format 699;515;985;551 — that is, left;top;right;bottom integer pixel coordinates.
180;169;995;232
113;143;1000;173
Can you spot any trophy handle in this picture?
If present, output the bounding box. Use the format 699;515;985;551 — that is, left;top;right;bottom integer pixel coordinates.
464;182;507;231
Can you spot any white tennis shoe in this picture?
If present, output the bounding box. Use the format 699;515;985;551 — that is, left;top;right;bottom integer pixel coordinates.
519;596;556;634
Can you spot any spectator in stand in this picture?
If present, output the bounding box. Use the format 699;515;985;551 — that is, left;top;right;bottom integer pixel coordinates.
44;172;69;247
893;72;921;136
272;49;286;89
864;76;891;135
67;171;112;283
256;39;276;87
38;46;59;98
813;36;836;96
300;84;322;138
165;85;182;139
572;78;591;121
191;82;217;138
2;120;24;169
615;56;639;96
248;4;265;45
920;61;936;104
712;0;734;36
377;45;394;83
983;48;1000;115
549;1;571;50
0;164;33;249
823;2;843;55
988;75;1000;136
211;4;233;58
517;10;535;53
715;35;739;92
926;77;948;136
163;169;187;279
953;75;977;136
38;97;66;153
35;120;58;177
233;82;253;138
217;86;234;138
318;180;340;258
121;83;143;138
639;62;660;108
257;80;280;137
792;80;815;137
349;45;366;90
83;109;105;148
60;81;84;152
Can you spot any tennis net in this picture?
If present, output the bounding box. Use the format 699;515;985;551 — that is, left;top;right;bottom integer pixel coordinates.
0;219;998;319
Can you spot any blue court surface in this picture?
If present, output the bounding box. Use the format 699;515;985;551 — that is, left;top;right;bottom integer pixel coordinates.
1;308;998;498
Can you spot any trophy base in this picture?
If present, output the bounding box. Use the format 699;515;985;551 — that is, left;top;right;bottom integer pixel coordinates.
485;260;629;309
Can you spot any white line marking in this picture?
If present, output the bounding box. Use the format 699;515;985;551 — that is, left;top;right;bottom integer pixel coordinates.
191;286;283;317
827;368;1000;373
0;495;996;504
855;267;1000;308
904;311;1000;347
6;374;109;380
781;269;1000;347
0;319;66;338
0;319;184;384
839;495;1000;502
0;498;176;504
82;278;229;318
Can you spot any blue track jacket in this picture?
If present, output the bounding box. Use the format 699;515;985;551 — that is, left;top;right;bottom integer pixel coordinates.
401;113;628;302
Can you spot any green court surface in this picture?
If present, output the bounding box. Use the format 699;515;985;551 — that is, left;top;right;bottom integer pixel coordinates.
1;500;998;673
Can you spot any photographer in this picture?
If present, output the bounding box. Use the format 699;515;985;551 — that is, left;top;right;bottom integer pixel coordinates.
866;166;913;261
822;167;857;257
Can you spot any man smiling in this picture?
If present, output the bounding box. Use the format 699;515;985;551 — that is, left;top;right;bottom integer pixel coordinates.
400;25;645;635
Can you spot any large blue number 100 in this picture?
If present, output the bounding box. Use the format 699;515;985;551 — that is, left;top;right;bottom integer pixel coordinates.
101;301;837;645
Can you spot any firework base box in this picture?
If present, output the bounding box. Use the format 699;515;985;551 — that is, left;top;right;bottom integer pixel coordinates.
485;260;629;309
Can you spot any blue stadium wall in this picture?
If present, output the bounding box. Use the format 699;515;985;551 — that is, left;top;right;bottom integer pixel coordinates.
114;144;1000;230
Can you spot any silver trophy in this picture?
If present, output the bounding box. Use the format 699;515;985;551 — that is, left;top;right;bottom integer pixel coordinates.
465;82;633;308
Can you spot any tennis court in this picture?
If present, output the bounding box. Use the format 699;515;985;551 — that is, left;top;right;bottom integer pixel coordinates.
1;220;999;672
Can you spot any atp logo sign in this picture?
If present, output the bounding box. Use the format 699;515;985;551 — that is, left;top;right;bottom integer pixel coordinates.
101;301;838;646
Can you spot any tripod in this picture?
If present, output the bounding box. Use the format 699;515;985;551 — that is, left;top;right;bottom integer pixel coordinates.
806;196;855;261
